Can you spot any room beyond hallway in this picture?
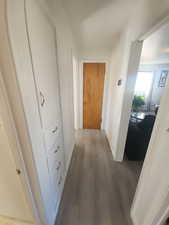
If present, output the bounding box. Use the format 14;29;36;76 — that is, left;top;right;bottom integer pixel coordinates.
55;130;142;225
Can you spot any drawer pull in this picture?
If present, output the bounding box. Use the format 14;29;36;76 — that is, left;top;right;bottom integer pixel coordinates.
52;126;58;133
56;162;61;171
58;175;62;185
40;91;45;107
54;149;58;153
54;146;60;154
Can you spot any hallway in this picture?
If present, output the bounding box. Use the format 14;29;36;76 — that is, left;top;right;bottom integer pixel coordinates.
56;130;142;225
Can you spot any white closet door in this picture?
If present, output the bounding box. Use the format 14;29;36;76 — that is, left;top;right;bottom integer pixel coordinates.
0;115;33;222
25;0;65;213
26;1;61;131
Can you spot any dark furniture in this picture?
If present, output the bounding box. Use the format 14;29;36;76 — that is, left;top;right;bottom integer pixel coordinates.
125;115;156;161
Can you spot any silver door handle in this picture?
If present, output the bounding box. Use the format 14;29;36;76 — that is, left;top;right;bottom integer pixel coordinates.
54;149;58;153
58;175;62;185
40;91;45;107
52;126;58;133
56;162;61;170
54;146;60;153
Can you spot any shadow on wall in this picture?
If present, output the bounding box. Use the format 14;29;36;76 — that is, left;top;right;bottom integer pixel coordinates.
62;0;114;22
130;0;169;41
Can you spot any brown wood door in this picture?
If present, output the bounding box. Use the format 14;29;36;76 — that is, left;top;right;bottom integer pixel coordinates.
83;63;105;129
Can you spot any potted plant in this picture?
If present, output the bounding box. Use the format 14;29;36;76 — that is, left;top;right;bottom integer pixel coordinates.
132;95;145;112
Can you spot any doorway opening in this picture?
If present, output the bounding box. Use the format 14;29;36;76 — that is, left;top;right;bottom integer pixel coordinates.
124;23;169;163
122;21;169;224
124;69;165;161
83;63;106;129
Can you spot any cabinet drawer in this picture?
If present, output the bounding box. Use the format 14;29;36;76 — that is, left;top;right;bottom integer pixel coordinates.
50;159;64;191
44;121;61;151
54;169;64;190
47;138;63;168
46;132;65;194
48;133;65;169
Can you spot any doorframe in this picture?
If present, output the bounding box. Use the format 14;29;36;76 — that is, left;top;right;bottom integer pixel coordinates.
116;14;169;162
79;59;110;130
115;13;169;225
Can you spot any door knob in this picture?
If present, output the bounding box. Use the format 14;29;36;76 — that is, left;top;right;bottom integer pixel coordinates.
16;169;21;175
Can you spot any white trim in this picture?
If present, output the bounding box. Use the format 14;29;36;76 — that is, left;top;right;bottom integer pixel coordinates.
140;59;169;65
79;61;83;129
79;59;110;129
138;14;169;41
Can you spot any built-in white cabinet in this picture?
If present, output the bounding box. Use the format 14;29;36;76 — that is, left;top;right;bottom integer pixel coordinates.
7;0;66;224
25;0;66;215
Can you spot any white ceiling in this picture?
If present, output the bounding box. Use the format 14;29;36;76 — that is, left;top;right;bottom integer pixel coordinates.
62;0;138;58
141;22;169;65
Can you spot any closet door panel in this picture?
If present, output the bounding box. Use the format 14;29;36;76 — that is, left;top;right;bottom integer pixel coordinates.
44;121;61;151
47;134;63;169
25;0;65;220
26;1;60;130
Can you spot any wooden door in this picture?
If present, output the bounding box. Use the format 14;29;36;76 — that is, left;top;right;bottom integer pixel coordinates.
83;63;105;129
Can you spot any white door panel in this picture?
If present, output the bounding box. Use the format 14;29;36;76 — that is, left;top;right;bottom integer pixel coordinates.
43;121;61;151
131;77;169;225
0;115;33;222
26;1;60;130
25;0;65;223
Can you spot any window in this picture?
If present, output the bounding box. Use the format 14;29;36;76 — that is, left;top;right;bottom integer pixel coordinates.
134;71;154;100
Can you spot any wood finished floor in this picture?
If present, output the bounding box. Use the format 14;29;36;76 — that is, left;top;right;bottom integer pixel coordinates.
55;130;142;225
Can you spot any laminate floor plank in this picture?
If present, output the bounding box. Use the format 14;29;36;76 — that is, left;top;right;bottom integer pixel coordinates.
55;130;142;225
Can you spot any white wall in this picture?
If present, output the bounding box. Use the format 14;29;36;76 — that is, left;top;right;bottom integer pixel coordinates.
104;31;131;158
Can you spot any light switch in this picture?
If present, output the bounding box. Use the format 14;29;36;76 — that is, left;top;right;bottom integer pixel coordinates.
117;79;122;86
